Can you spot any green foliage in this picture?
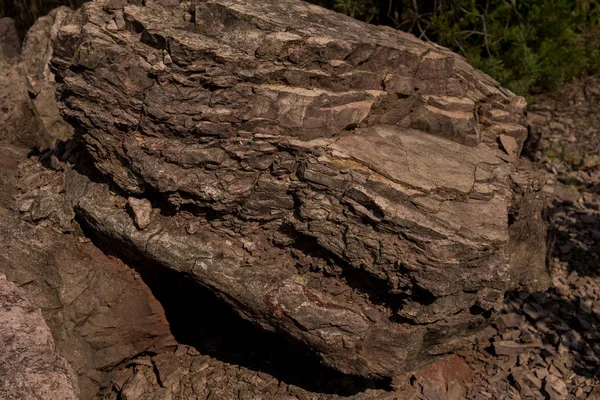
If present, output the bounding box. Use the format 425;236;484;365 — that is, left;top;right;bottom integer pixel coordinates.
333;0;379;21
319;0;600;95
545;149;557;160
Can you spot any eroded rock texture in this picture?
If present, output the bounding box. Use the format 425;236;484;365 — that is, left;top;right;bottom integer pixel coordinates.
0;9;74;150
0;274;79;400
0;144;177;400
50;0;549;378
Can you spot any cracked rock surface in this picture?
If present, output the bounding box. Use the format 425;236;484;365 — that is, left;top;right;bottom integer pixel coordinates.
46;0;550;379
0;144;177;400
0;273;79;400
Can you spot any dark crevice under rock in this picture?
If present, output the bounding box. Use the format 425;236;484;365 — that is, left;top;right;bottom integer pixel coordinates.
75;213;392;396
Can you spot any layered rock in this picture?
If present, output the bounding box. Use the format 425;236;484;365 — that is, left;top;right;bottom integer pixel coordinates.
50;0;549;378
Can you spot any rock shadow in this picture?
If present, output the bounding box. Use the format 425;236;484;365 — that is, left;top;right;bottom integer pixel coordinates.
76;217;391;396
547;197;600;277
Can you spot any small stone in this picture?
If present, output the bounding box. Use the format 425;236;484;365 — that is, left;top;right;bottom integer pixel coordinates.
114;10;126;30
494;341;534;356
502;330;521;341
106;19;118;31
535;368;548;380
499;134;519;156
583;155;600;169
524;373;542;389
494;313;523;333
127;197;153;230
543;376;568;399
498;355;518;370
517;353;529;366
152;353;181;387
18;198;34;213
522;302;549;320
186;221;200;234
549;364;563;377
120;370;149;400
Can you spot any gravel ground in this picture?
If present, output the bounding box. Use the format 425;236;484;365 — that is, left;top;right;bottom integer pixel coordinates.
453;77;600;400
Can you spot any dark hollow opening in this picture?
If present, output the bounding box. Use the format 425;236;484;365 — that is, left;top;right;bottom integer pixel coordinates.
75;215;392;396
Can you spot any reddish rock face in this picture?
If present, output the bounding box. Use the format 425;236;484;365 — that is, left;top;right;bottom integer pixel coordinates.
411;355;474;400
0;274;79;400
0;144;176;400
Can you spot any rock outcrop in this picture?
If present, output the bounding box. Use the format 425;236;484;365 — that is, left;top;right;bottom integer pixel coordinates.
48;0;550;378
0;274;79;400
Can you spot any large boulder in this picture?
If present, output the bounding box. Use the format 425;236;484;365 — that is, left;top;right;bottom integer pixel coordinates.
51;0;549;378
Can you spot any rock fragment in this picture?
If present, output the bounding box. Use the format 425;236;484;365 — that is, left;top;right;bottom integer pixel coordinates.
127;197;153;230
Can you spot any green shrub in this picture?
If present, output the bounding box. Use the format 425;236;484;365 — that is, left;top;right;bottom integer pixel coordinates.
318;0;600;95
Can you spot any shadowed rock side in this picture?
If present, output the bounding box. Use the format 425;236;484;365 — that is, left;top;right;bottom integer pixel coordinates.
0;7;74;150
48;0;549;378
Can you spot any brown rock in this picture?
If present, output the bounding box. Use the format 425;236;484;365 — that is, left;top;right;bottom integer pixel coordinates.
413;355;473;400
127;197;153;230
50;0;549;378
493;340;541;356
0;274;79;400
0;145;175;400
495;313;524;333
500;134;519;156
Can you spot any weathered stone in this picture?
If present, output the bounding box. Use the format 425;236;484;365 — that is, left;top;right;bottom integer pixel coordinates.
0;18;20;62
493;340;541;356
494;313;524;333
128;197;153;230
46;0;550;379
121;370;150;400
500;134;519;156
0;145;176;400
0;274;79;400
